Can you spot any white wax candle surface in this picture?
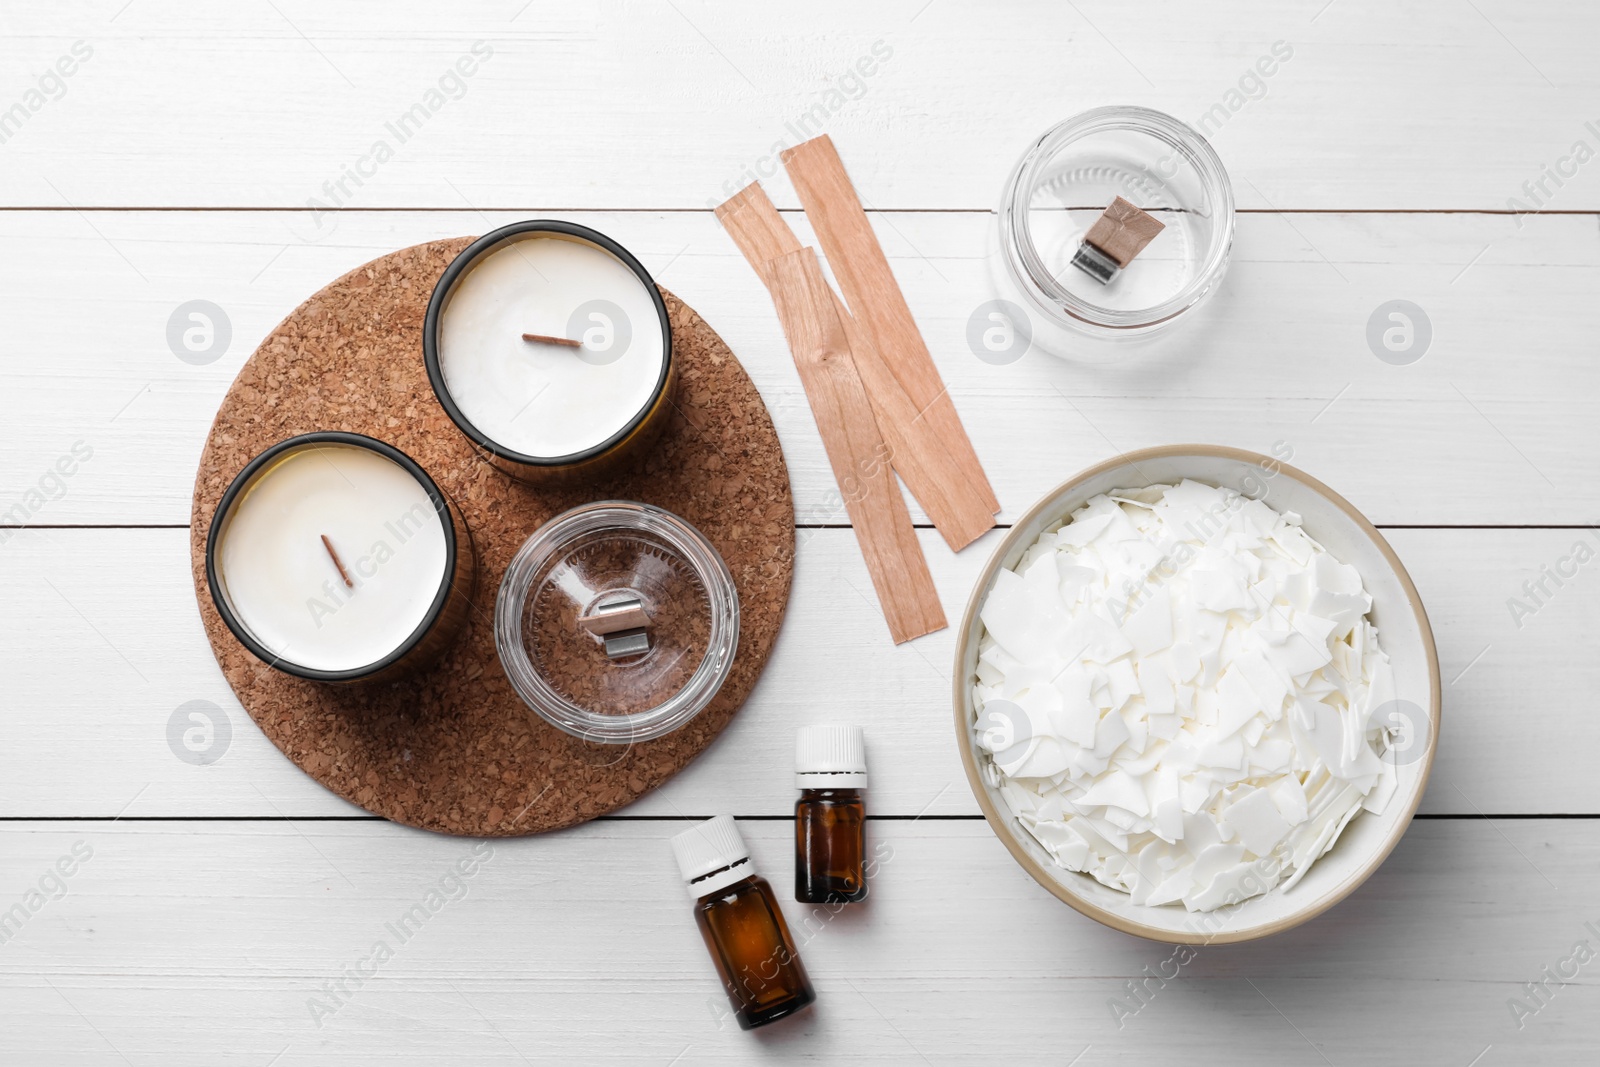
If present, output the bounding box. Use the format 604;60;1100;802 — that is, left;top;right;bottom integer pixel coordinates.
438;234;666;459
216;443;449;673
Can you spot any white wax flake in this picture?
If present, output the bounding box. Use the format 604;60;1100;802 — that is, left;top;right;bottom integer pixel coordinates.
1052;666;1100;746
1092;710;1131;759
1169;642;1202;683
1214;669;1264;737
1059;564;1098;607
971;482;1402;911
1077;769;1150;815
1223;787;1293;856
1148;767;1183;842
1137;658;1175;717
1121;586;1174;657
1105;659;1141;710
1260;624;1334;678
1363;760;1399;815
1267;775;1310;825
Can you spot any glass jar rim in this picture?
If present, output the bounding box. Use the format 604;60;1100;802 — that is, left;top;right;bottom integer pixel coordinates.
494;500;739;744
1001;106;1235;331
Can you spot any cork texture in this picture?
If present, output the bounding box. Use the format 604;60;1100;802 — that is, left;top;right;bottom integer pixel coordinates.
188;238;795;836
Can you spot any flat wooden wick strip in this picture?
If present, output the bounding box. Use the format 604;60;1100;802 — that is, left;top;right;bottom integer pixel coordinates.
522;332;583;348
779;134;998;515
715;182;994;551
765;247;944;643
320;534;354;588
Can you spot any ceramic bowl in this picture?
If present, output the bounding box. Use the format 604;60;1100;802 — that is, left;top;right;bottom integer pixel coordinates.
952;445;1441;943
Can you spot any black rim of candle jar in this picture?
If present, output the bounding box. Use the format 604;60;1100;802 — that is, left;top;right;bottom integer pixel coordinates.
422;220;675;469
204;431;461;683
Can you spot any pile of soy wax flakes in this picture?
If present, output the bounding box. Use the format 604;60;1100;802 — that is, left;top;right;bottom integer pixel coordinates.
972;481;1400;912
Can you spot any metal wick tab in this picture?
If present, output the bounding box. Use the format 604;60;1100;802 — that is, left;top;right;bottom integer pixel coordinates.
578;592;653;659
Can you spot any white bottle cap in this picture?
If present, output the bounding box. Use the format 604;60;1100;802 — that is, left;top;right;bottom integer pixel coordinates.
795;724;868;789
670;814;754;899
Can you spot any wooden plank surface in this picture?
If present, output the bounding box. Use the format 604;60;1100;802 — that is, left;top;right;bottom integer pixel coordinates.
0;2;1597;211
0;819;1591;1064
0;526;1592;818
3;2;1598;1061
1;208;1597;527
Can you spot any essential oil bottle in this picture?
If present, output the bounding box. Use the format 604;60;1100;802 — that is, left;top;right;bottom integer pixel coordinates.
794;724;868;904
670;815;816;1030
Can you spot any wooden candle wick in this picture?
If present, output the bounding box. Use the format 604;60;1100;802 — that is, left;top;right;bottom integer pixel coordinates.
1072;196;1166;284
321;534;354;588
521;332;583;348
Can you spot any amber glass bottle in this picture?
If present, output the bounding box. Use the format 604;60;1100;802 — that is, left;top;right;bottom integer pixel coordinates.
794;725;868;904
671;815;816;1030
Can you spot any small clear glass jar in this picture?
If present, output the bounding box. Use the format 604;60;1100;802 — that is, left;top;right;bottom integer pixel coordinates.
495;500;739;744
988;106;1235;362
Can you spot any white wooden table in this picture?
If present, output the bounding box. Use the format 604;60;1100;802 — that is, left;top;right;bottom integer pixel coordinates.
3;2;1596;1062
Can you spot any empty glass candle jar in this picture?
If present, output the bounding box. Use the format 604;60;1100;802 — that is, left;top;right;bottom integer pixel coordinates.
987;106;1235;362
495;501;739;744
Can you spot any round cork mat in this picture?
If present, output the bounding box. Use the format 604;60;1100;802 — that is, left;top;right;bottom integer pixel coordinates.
188;237;794;836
